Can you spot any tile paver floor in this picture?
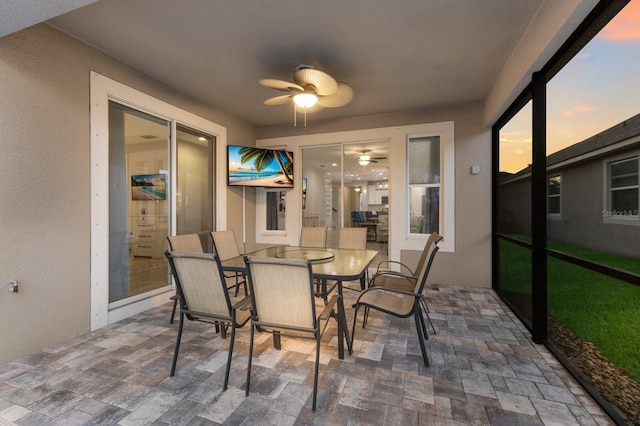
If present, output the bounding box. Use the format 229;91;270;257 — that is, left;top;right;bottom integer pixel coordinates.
0;284;614;425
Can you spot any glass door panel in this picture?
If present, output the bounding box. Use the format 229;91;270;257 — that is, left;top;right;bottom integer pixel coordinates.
109;101;170;303
302;141;389;248
344;141;389;245
301;145;341;246
176;125;214;250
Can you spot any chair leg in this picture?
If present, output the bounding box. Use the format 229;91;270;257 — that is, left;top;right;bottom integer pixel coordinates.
414;308;429;367
170;312;185;376
273;332;281;350
351;305;361;346
420;298;437;336
223;324;235;391
169;295;178;324
417;305;429;342
337;298;352;355
220;324;227;339
312;333;321;411
245;324;255;397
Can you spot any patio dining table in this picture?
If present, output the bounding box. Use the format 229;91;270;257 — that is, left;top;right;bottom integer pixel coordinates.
220;246;378;299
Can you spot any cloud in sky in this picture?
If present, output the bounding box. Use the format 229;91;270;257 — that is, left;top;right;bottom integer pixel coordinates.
562;105;596;117
599;1;640;40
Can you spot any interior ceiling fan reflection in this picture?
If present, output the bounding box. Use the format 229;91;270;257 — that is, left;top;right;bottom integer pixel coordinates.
356;150;386;166
259;64;354;126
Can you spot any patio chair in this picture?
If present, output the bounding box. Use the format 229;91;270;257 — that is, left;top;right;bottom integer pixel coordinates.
366;232;443;333
300;226;327;248
338;226;367;250
166;234;205;324
211;229;248;297
352;233;441;366
369;232;443;287
165;251;250;390
337;226;368;291
243;255;352;410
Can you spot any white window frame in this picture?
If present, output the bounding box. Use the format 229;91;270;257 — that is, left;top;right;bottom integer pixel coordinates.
257;121;455;259
603;153;639;226
547;174;562;219
407;134;442;236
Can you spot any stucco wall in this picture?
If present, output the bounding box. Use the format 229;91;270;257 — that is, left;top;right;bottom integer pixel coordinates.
0;24;256;364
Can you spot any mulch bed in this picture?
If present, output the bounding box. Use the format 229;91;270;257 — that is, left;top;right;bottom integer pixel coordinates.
548;315;640;425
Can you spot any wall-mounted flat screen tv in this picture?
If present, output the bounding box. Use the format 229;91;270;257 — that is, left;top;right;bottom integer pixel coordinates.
227;145;294;188
131;174;167;200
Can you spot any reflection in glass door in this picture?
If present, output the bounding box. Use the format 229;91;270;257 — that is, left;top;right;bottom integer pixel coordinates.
109;102;170;303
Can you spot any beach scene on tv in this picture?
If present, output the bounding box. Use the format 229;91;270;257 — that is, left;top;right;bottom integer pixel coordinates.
131;174;167;200
228;145;294;188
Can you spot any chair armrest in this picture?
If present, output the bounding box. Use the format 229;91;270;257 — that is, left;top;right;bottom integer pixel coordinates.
375;260;413;276
368;271;416;288
319;295;340;321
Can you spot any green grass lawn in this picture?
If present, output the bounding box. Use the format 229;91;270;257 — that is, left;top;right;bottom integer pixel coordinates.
498;238;640;383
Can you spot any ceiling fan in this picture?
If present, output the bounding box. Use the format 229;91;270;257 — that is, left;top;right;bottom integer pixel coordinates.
259;64;354;126
357;150;386;166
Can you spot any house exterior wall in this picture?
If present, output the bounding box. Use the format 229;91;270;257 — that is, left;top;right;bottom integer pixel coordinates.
0;24;256;365
500;146;640;258
548;150;640;258
498;177;532;236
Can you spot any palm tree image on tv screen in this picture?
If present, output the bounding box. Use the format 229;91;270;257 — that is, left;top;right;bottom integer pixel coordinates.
227;145;294;188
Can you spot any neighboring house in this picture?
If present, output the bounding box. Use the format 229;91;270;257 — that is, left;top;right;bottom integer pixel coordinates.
499;113;640;258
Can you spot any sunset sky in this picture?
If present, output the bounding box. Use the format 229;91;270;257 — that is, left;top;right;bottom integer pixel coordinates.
499;1;640;173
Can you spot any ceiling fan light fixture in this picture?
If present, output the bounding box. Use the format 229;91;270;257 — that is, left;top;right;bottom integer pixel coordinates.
358;154;371;166
293;92;318;108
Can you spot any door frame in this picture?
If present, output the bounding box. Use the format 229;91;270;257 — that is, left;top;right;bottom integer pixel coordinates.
90;72;227;330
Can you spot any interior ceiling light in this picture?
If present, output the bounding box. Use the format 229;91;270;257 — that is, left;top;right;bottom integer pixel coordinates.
354;186;361;192
293;92;318;108
358;153;371;166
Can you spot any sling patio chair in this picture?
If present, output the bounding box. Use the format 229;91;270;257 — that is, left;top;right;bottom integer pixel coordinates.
336;226;369;291
352;233;441;366
366;232;443;333
211;229;248;297
243;255;352;410
300;225;329;301
299;226;327;248
165;251;251;391
166;233;205;324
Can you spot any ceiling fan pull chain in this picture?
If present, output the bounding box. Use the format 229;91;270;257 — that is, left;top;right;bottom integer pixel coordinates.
294;105;297;127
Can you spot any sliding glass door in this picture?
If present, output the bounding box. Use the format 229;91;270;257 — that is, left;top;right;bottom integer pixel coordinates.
108;104;215;304
109;102;170;302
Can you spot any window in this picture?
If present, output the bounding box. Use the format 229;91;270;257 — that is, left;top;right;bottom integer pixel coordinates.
408;135;440;234
606;156;639;220
266;190;286;230
547;175;561;217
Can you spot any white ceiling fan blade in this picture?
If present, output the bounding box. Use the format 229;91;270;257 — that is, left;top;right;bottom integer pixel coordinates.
259;79;304;92
317;82;354;107
294;68;338;95
264;95;292;105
